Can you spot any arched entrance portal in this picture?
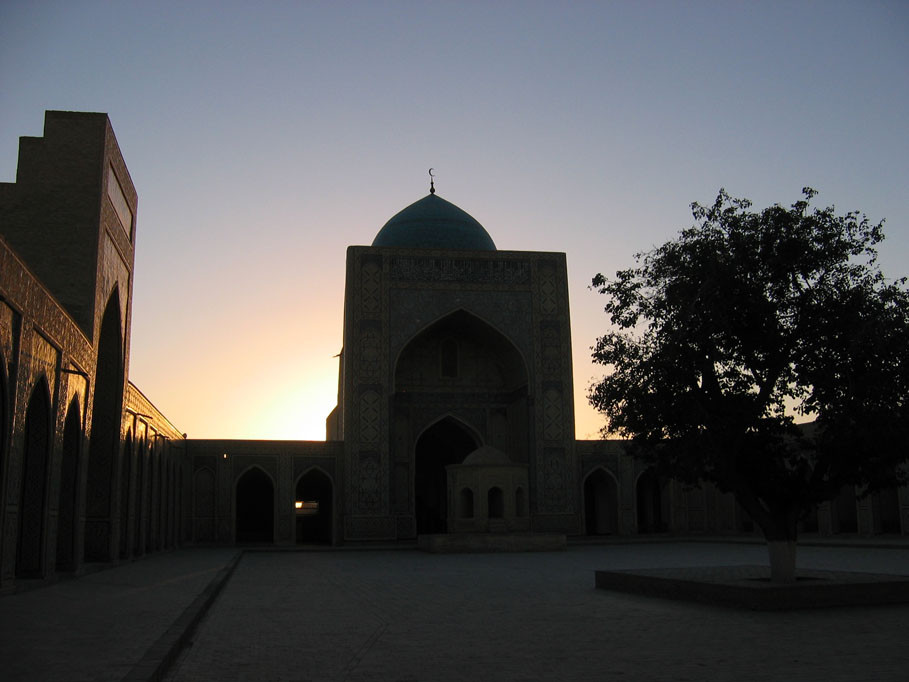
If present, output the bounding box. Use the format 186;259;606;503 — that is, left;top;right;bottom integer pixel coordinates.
235;468;274;543
85;291;123;561
17;380;51;578
636;469;668;534
296;469;333;544
395;309;530;535
119;432;132;559
584;469;618;535
134;441;146;554
415;418;478;534
56;398;81;571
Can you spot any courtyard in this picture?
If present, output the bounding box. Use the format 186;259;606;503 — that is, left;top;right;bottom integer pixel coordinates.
2;540;908;681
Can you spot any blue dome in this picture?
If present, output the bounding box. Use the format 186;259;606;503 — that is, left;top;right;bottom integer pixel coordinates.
372;193;496;251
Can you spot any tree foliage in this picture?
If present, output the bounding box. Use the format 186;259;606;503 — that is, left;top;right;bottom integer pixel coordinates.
590;188;909;542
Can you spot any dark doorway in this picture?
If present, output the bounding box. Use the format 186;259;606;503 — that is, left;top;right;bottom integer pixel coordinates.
488;487;504;518
414;418;478;534
119;432;132;559
177;467;184;545
17;381;51;577
56;398;81;571
584;469;618;535
145;449;156;554
166;460;175;548
296;469;333;544
636;469;667;533
155;451;165;551
459;488;474;518
85;292;123;561
133;442;145;554
235;468;274;543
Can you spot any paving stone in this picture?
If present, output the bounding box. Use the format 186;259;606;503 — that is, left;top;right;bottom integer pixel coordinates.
0;549;237;682
164;543;909;682
2;542;907;681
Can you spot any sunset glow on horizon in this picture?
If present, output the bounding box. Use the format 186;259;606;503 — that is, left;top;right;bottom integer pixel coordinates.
2;2;907;441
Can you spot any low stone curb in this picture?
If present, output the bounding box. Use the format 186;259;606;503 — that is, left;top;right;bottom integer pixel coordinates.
122;551;243;682
595;564;909;611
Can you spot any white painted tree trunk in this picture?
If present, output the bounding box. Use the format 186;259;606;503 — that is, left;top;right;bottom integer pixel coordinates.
767;540;797;583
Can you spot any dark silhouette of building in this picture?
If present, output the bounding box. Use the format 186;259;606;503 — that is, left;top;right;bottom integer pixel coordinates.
1;112;905;587
0;112;183;589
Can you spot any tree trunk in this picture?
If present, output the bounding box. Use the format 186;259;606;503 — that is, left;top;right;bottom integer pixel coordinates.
733;489;800;583
766;540;797;584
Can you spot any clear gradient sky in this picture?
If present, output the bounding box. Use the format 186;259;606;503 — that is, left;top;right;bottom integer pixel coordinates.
2;1;907;440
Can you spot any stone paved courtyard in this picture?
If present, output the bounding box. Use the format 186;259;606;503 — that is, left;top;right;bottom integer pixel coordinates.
164;543;909;682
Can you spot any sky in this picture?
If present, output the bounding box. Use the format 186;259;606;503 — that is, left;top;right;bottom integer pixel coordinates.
1;1;907;441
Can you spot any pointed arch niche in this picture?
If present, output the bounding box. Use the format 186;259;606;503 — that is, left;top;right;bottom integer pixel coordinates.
85;289;124;561
583;468;619;535
235;467;274;543
414;417;479;534
118;429;133;559
393;309;531;529
636;469;670;534
394;309;528;395
295;468;333;544
17;379;52;578
56;397;82;570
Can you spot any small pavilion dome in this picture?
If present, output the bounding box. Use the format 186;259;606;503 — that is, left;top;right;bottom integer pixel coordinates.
461;445;512;465
372;193;496;251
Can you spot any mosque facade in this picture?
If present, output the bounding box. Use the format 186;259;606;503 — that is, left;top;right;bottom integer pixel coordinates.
1;112;906;587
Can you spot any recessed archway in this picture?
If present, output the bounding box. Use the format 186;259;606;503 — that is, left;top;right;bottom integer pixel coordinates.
145;445;156;553
156;449;165;551
394;309;531;480
17;379;52;578
85;289;124;561
487;487;504;519
459;488;474;518
133;439;147;554
118;431;132;559
636;469;668;534
394;309;528;393
235;467;274;543
584;468;619;535
56;397;82;571
414;416;479;534
295;468;333;544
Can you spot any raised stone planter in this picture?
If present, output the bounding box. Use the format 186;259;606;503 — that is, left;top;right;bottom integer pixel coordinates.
595;565;909;610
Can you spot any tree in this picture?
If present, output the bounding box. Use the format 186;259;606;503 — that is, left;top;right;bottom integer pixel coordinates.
589;188;909;582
